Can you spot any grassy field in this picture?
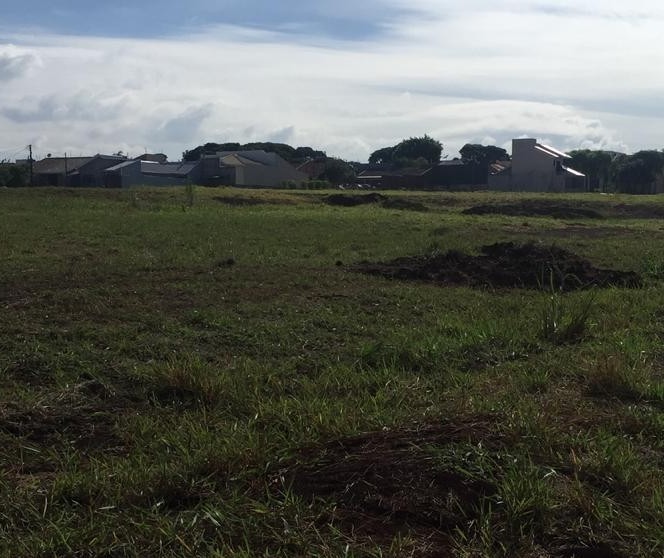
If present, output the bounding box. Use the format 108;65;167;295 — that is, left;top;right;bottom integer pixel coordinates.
2;186;664;557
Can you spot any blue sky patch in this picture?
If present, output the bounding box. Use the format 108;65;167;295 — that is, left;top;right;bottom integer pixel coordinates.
2;0;410;41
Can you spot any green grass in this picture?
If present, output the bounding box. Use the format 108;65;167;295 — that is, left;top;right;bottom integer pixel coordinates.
2;186;664;556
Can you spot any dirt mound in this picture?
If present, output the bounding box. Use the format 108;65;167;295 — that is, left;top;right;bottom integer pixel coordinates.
325;193;431;211
212;195;263;206
325;193;387;206
354;242;642;291
463;201;604;219
273;419;500;553
464;199;664;220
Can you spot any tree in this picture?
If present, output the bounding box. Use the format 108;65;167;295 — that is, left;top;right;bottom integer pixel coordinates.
294;146;327;160
319;158;355;185
368;146;395;165
0;163;28;187
567;149;613;191
369;135;443;167
393;135;442;165
183;142;325;163
611;150;664;194
457;144;509;185
459;144;509;166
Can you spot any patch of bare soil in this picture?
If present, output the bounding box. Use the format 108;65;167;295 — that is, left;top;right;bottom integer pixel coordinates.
0;380;128;453
212;195;280;206
611;202;664;219
325;193;429;211
213;195;261;206
382;198;429;211
325;193;388;206
274;419;629;557
464;199;664;220
3;353;59;386
272;418;501;555
463;201;604;219
354;242;642;291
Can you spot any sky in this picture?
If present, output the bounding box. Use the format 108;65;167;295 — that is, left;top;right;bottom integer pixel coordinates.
1;0;663;162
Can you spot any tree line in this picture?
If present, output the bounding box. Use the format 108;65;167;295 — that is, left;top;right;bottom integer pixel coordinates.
0;162;28;188
182;142;326;164
567;149;664;194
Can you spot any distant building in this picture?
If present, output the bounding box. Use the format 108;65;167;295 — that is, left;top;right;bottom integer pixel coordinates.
355;159;486;190
489;139;586;192
135;153;168;163
33;154;126;187
429;159;485;189
104;160;202;188
199;150;308;187
103;149;307;188
297;157;328;180
355;166;431;189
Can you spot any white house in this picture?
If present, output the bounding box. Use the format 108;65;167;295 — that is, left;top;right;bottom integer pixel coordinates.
489;139;586;192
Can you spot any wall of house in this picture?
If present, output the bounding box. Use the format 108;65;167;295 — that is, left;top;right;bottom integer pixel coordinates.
197;157;238;186
488;172;513;191
237;164;307;187
565;174;588;192
199;152;307;187
105;161;202;187
511;139;565;192
34;173;64;187
429;163;484;189
74;158;126;187
356;173;430;189
104;161;141;188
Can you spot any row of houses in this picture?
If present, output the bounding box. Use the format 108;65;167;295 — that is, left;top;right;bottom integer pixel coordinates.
356;139;587;192
29;150;308;189
26;138;588;192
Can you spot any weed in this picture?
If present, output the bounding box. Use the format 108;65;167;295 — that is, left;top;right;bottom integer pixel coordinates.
144;356;226;408
452;501;506;557
585;354;646;401
539;289;595;344
498;458;555;539
185;181;195;208
642;254;664;279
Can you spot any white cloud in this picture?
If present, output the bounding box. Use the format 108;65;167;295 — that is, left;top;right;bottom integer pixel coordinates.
1;1;663;161
0;44;40;81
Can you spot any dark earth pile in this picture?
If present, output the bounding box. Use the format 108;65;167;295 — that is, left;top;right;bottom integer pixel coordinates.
273;419;499;554
325;193;387;206
273;419;627;557
463;201;604;219
463;199;664;220
354;242;642;291
325;193;428;211
213;195;299;206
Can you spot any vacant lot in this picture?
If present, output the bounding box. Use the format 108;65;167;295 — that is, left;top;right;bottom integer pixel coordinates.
2;187;664;557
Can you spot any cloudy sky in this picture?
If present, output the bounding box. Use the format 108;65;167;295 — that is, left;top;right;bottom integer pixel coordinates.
1;1;663;162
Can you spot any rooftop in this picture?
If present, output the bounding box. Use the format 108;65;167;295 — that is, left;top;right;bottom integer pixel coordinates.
534;143;571;159
140;161;199;176
33;154;126;174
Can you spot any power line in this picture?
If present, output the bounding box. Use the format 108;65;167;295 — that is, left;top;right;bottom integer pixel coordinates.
0;145;29;162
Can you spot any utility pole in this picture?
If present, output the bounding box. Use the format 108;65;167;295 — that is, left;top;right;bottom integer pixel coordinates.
28;144;33;187
64;152;68;187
